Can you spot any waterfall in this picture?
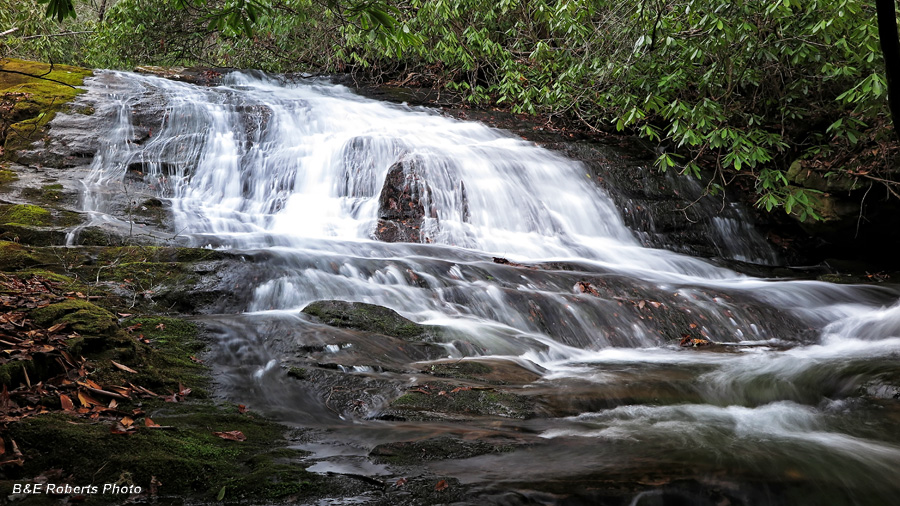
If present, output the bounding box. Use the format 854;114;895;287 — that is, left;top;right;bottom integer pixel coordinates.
74;70;900;504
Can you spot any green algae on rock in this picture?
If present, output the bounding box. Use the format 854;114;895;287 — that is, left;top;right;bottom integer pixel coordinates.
0;58;93;156
302;299;442;341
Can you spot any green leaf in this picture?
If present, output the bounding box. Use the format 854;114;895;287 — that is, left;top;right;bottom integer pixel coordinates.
217;486;226;501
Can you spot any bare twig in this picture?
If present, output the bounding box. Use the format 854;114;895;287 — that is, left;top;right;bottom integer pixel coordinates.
20;31;94;40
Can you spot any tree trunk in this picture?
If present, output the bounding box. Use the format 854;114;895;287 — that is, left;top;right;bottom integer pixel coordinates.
876;0;900;142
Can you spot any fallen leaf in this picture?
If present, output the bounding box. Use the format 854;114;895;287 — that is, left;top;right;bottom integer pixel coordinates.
155;323;165;330
120;416;134;427
394;477;407;487
237;404;248;414
435;479;449;491
110;422;136;435
47;322;68;333
59;394;75;411
110;360;137;374
216;486;226;501
77;391;103;407
145;417;160;427
213;431;246;442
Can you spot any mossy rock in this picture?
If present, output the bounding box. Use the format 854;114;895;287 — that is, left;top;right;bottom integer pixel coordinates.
31;299;117;336
302;299;441;341
0;223;67;245
1;58;93;156
21;183;68;204
0;204;82;245
4;406;323;503
424;358;543;385
0;240;42;270
0;168;18;185
370;435;514;465
0;204;52;226
385;381;536;420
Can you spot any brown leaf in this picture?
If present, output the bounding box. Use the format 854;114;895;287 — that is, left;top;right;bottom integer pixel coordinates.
110;360;137;374
394;477;407;487
77;391;103;407
110;422;136;435
155;323;165;330
213;430;246;442
145;417;160;428
47;322;68;333
59;394;75;412
435;479;449;491
237;404;248;414
120;416;135;428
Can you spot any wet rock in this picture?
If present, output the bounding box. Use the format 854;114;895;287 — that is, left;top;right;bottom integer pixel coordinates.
421;358;544;385
379;381;538;421
302;300;441;341
134;65;230;86
373;155;432;243
370;435;514;464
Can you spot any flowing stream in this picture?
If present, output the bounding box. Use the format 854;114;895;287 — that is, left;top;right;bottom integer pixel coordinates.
77;71;900;505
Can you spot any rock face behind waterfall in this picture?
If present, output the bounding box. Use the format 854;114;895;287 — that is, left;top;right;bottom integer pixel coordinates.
373;155;433;243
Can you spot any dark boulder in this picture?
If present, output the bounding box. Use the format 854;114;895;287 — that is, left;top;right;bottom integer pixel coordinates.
301;299;440;341
372;155;432;243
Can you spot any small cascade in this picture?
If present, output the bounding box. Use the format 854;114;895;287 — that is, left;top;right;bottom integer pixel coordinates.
70;69;900;505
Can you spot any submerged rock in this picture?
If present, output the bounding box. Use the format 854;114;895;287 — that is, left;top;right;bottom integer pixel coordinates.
301;299;440;341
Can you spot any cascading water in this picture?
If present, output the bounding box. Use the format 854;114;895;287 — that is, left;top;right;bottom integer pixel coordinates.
77;70;900;505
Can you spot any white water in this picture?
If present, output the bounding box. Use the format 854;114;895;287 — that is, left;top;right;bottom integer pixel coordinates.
76;70;900;503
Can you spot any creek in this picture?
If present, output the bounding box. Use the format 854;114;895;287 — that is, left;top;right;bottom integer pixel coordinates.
75;70;900;505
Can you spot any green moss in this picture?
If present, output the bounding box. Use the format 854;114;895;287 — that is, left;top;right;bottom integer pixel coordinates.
0;204;51;226
302;299;441;340
0;169;17;185
0;240;41;270
389;382;534;419
5;405;322;503
1;58;93;156
429;361;493;380
31;299;117;336
21;183;68;204
106;316;209;395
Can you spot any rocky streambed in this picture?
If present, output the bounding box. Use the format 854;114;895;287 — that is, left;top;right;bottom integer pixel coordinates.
1;60;899;506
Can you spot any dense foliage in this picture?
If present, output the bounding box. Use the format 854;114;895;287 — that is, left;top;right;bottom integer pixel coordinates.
2;0;898;219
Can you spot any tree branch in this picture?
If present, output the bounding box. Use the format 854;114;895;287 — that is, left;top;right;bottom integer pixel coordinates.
20;31;95;41
0;60;77;88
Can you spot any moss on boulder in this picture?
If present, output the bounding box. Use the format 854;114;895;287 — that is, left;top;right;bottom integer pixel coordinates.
302;299;440;340
31;299;118;336
1;58;93;156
